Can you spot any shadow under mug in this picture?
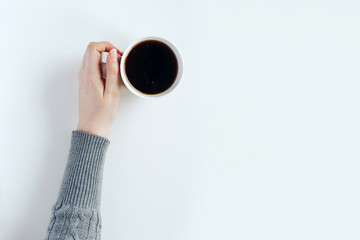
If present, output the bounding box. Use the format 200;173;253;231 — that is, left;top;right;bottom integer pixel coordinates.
101;37;183;99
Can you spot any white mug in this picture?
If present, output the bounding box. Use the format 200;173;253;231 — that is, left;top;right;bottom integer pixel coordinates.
101;37;183;98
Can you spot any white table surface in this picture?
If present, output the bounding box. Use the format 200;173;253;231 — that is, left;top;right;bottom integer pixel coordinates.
1;1;360;239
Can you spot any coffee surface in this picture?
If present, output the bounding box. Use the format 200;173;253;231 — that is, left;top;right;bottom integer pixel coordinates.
125;40;178;94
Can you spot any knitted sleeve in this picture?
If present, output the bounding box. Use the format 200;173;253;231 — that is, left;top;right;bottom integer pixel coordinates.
45;130;110;240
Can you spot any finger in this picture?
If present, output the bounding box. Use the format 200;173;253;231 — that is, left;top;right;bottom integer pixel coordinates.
105;48;121;96
85;41;120;77
88;41;119;54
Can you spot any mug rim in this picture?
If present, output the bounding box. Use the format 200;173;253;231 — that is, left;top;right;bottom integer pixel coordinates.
120;36;183;99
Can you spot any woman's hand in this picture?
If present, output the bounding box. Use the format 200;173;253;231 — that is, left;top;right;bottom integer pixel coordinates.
76;41;122;139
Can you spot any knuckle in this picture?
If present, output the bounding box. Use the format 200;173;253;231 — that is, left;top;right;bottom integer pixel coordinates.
108;71;119;80
87;42;96;50
107;89;119;98
101;41;111;46
108;68;118;76
107;64;119;76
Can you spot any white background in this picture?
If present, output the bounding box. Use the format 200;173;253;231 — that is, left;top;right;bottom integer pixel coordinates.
1;0;360;239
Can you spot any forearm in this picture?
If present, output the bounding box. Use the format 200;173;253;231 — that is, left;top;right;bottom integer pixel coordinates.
46;131;110;240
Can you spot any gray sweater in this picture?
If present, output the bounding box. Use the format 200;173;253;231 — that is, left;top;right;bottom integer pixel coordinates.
45;130;110;240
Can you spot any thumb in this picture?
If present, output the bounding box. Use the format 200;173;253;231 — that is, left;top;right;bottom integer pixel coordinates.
105;48;121;96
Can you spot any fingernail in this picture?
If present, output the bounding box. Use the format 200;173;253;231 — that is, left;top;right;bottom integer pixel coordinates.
110;49;117;61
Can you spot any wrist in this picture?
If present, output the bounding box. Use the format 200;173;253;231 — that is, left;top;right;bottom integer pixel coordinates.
76;122;111;139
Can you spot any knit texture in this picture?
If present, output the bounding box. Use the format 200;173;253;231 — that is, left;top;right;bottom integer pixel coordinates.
46;130;110;240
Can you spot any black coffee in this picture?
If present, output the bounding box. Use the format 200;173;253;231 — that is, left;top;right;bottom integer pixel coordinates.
125;40;178;94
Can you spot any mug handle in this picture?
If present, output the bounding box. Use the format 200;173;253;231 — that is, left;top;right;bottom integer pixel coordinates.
101;52;122;79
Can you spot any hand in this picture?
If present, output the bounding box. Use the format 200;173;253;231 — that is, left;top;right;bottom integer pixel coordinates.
76;41;122;139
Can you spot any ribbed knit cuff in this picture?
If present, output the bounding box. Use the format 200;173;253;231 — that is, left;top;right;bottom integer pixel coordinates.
58;130;110;209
